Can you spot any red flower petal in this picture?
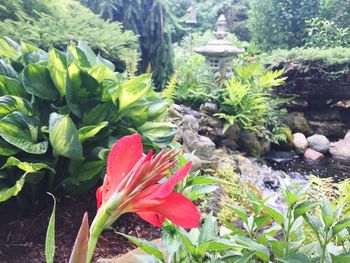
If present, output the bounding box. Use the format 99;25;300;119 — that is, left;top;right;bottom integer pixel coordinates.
136;211;165;227
152;192;200;229
106;134;143;199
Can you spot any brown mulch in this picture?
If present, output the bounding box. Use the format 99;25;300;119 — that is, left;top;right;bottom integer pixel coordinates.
0;191;161;263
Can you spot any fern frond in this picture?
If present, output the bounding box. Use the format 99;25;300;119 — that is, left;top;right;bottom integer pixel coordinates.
162;73;177;104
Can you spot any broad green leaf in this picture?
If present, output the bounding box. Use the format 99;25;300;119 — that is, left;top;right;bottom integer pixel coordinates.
45;193;56;263
1;156;54;174
0;138;18;156
77;41;97;66
332;255;350;263
230;205;248;222
198;212;218;245
97;53;115;71
175;228;196;255
186;176;232;187
231;236;270;262
20;50;48;65
138;122;176;148
118;233;164;262
82;103;114;126
87;64;116;82
0;174;25;202
0;111;48;154
66;63;100;117
283;186;298;208
185;185;218;200
78;122;108;143
260;204;284;225
115;74;153;112
67;44;91;68
162;224;181;263
0;37;20;60
0;75;26;97
49;113;83;160
21;64;59;101
65;160;104;185
0;95;32;118
0;60;18;79
320;199;334;227
278;252;312;263
48;48;68;96
268;238;288;258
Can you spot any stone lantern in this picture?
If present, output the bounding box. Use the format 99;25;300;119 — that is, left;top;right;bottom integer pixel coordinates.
194;15;243;78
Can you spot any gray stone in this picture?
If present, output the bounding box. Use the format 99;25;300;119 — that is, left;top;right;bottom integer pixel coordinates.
217;138;239;150
329;137;350;160
284;112;311;134
223;124;241;141
206;116;223;128
304;148;325;161
239;130;262;157
292;133;308;154
307;134;330;154
308;120;347;139
259;136;271;156
345;130;350;140
183;153;202;171
200;102;218;115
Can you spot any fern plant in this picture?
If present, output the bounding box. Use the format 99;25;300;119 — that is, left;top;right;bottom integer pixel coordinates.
162;73;178;104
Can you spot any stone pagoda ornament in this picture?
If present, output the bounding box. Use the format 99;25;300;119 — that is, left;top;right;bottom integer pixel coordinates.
194;14;244;78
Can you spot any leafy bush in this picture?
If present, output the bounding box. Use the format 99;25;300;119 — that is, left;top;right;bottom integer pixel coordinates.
248;0;320;50
0;38;175;207
124;182;350;263
0;0;138;69
305;17;350;48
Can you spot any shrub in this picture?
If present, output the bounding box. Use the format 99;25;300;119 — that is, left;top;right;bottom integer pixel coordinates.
248;0;320;50
0;38;175;207
0;0;139;70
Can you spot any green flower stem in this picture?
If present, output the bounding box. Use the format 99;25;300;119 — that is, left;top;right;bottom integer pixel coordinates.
86;193;123;263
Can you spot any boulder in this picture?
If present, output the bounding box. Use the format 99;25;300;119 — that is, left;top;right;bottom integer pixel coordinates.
304;148;325;161
223;124;241;141
329;137;350;160
345;130;350;140
292;133;308;154
284;112;310;134
200;102;218;115
308;120;347;139
183;153;203;171
307;134;330;154
217;138;239;150
259;136;271;156
239;130;261;157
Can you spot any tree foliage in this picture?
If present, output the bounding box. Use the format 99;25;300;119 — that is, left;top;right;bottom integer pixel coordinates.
248;0;320;50
0;0;138;70
82;0;178;89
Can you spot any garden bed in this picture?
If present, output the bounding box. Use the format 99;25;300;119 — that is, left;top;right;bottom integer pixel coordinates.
0;190;161;263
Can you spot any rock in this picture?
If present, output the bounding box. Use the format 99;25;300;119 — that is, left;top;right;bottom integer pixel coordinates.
308;120;347;139
265;151;299;163
284;112;310;134
181;115;216;161
345;130;350;140
307;109;342;121
304;148;325;161
183;153;202;171
239;130;262;157
206;116;223;128
259;136;271;156
307;134;330;154
217;138;239;150
329;137;350;160
223;124;241;141
292;133;308;154
200;102;218;115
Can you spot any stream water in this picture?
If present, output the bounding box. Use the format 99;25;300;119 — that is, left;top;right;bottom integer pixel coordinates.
265;151;350;182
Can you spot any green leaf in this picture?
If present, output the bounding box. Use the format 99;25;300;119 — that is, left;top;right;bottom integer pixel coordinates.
230;205;248;222
21;64;59;101
77;41;97;66
78;122;108;143
0;138;18;156
65;160;104;185
231;236;270;262
118;233;164;262
67;44;91;68
82;103;114;126
320;199;334;227
175;228;196;255
0;111;48;154
185;185;218;200
260;204;284;225
0;174;25;202
294;201;318;219
0;75;26;97
0;37;20;60
97;54;115;71
1;156;54;174
332;255;350;263
333;218;350;236
49;113;83;160
0;95;32;119
186;176;232;187
48;48;68;96
68;213;89;263
45;193;56;263
278;252;312;263
0;60;18;79
198;212;218;245
66;63;100;117
138;122;176;148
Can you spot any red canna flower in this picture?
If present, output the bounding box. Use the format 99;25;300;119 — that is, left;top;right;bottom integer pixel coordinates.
95;134;200;229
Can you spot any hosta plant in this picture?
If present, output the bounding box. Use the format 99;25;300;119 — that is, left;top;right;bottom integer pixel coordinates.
0;37;175;207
